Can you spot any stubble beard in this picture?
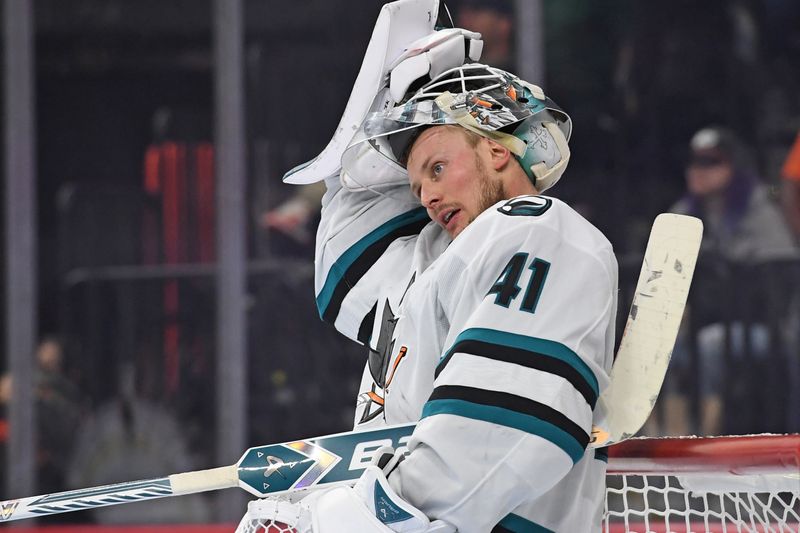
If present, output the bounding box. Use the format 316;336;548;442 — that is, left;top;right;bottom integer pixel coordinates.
468;154;506;226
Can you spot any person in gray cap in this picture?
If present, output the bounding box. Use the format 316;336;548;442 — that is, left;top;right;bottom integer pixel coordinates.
660;126;798;436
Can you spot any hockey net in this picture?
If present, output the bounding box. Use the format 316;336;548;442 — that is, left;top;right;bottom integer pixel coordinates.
235;498;312;533
235;434;800;533
605;434;800;532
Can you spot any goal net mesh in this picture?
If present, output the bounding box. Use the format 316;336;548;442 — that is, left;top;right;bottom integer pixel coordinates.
235;434;800;533
235;498;312;533
604;434;800;532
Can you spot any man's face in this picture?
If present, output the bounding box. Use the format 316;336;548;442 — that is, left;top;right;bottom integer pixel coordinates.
686;149;733;197
407;126;505;239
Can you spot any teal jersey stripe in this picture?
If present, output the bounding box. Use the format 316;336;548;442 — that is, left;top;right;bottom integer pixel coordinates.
495;513;555;533
594;447;609;463
316;206;428;319
421;398;585;463
439;328;599;398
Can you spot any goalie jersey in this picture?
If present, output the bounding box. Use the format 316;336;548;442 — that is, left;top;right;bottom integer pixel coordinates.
315;177;618;532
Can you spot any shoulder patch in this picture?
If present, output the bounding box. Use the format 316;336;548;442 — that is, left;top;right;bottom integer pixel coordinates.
497;196;552;217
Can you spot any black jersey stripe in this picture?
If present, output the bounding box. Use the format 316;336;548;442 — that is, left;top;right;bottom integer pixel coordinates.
435;333;598;409
316;207;429;325
423;385;590;462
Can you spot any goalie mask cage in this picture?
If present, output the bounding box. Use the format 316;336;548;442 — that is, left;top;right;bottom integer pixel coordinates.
604;434;800;533
235;434;799;533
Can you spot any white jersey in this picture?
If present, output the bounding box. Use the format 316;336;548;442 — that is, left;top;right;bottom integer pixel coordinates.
315;177;618;532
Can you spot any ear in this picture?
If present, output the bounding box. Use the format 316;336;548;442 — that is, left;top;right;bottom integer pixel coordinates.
486;138;513;171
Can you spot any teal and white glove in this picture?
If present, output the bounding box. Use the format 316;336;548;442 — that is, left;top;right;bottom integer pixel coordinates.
283;0;482;189
303;465;455;533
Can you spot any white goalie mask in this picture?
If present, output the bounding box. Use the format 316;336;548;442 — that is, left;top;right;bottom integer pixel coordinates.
341;63;572;193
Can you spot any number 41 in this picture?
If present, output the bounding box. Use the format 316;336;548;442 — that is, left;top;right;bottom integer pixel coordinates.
488;253;550;313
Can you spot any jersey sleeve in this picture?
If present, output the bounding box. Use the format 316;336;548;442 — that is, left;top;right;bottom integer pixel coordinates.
389;209;618;532
315;176;430;343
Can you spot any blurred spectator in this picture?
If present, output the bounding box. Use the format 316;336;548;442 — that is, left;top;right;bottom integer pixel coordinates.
259;181;325;252
781;132;800;240
67;364;211;524
33;337;83;497
674;127;796;261
609;1;764;248
659;127;798;436
0;337;83;501
454;0;514;70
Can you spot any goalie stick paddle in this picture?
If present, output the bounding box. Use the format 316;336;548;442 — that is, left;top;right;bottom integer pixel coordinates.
591;213;702;446
0;214;701;522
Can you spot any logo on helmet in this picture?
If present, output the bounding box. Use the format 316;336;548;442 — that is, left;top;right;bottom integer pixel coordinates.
527;124;550;150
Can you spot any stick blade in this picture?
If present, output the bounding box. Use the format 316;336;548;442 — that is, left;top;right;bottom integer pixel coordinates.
593;213;703;446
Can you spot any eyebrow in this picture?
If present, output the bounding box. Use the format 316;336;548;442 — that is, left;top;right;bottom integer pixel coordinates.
416;154;434;174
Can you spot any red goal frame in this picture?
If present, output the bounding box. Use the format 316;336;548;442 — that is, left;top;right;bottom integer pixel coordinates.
607;433;800;475
604;434;800;533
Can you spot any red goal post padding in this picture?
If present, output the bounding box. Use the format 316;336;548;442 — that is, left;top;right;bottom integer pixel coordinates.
604;433;800;533
607;433;800;475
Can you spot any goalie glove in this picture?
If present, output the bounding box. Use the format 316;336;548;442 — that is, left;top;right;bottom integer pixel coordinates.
303;465;455;533
283;0;482;189
338;27;482;192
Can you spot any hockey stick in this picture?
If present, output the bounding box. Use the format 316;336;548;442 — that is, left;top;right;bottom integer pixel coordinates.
0;213;702;522
592;213;703;446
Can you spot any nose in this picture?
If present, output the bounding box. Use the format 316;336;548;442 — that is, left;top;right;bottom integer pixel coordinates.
420;185;441;210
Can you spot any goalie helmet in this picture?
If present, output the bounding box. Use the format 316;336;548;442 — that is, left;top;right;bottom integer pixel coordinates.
341;63;572;193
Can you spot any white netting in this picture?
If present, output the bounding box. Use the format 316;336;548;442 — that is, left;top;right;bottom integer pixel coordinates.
234;498;312;533
604;473;800;532
603;434;800;533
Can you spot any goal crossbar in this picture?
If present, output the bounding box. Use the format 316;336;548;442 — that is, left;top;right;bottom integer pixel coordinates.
608;434;800;476
604;433;800;533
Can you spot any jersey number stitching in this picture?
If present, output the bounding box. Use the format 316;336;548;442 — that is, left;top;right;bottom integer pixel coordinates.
488;253;550;313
